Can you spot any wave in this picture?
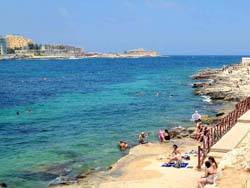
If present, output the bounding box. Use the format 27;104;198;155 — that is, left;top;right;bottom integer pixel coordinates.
201;95;212;103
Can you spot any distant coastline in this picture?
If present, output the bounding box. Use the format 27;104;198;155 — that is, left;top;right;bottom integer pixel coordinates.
0;34;158;60
0;48;158;61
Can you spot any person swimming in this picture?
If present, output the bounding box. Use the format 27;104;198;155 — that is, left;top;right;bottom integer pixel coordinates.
0;183;7;188
119;141;129;150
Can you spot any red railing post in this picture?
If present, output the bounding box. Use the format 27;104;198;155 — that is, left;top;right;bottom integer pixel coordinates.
198;146;201;169
207;133;210;152
197;97;250;168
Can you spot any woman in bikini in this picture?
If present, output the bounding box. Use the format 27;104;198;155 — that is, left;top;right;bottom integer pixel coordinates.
208;156;218;172
196;161;216;188
168;144;182;163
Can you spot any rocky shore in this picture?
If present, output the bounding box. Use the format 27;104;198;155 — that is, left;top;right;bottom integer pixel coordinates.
192;62;250;102
49;60;250;188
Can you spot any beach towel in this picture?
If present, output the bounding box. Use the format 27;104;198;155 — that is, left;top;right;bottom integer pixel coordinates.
161;162;189;168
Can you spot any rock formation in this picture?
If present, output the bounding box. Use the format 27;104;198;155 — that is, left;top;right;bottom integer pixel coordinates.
192;63;250;102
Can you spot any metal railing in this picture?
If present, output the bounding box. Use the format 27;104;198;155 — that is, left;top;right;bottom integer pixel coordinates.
197;97;250;168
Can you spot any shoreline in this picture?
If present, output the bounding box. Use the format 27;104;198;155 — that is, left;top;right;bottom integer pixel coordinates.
50;138;200;188
0;55;161;61
192;61;250;103
49;59;250;188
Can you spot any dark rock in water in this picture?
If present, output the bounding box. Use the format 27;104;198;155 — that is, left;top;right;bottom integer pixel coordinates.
36;163;71;176
16;171;59;181
192;89;203;96
48;176;78;187
76;174;87;179
53;150;80;159
192;82;207;88
216;112;225;117
19;163;72;182
75;168;96;180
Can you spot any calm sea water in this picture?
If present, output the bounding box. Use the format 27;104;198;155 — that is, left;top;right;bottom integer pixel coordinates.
0;56;241;187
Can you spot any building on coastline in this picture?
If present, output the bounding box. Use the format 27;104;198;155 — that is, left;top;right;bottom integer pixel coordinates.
123;48;157;57
14;44;84;58
41;44;84;57
5;34;32;49
84;48;158;58
242;57;250;66
0;36;7;55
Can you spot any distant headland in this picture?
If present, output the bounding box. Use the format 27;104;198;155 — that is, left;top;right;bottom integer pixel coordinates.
0;34;158;60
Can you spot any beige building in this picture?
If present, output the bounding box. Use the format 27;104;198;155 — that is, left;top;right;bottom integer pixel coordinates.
241;57;250;66
5;35;32;49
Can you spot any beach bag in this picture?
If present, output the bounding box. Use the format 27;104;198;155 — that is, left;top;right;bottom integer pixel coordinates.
174;161;181;168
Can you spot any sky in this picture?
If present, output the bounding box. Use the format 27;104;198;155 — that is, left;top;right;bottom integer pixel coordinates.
1;0;250;55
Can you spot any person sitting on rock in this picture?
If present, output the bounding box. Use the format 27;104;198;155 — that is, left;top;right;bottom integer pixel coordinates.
164;129;171;141
195;161;216;188
168;144;182;163
208;156;218;172
138;132;147;144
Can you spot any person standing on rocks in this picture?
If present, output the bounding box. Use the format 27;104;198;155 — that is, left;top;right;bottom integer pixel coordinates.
192;111;201;126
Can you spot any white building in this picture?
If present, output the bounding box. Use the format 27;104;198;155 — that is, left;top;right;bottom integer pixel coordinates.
0;36;7;56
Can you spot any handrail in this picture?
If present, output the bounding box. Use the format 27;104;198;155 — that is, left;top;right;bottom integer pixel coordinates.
197;96;250;169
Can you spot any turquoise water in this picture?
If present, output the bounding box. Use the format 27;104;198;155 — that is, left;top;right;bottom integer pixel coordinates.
0;56;241;187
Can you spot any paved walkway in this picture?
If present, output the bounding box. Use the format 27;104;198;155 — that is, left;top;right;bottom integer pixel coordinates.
210;110;250;160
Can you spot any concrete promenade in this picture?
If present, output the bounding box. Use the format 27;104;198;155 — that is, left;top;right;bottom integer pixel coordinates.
210;110;250;161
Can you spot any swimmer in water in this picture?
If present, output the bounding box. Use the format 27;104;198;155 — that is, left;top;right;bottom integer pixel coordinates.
119;141;129;150
0;183;7;187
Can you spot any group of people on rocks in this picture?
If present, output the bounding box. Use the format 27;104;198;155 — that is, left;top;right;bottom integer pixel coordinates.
118;110;219;187
119;129;171;150
195;156;218;188
119;111;210;150
167;144;218;188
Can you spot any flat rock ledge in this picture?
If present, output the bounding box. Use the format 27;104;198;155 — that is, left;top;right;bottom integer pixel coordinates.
192;63;250;102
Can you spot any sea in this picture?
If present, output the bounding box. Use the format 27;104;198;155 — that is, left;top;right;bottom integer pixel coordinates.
0;56;241;188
